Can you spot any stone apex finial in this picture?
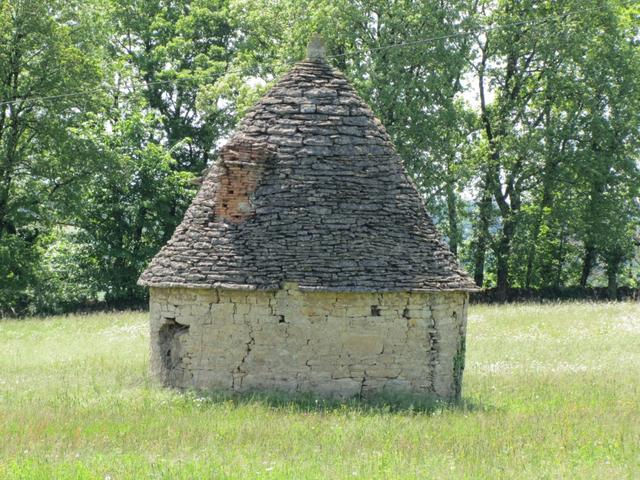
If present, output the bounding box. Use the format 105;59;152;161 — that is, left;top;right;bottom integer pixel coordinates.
307;33;326;60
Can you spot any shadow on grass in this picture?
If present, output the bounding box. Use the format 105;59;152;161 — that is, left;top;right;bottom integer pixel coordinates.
180;389;493;415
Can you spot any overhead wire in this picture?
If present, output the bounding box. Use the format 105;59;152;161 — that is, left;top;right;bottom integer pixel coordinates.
327;1;628;59
0;1;633;109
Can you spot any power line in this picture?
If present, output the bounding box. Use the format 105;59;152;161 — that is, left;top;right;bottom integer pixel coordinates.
0;1;632;109
0;65;293;108
327;1;625;59
0;60;300;108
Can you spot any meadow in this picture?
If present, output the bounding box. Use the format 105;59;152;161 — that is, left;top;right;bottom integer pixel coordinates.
1;302;638;479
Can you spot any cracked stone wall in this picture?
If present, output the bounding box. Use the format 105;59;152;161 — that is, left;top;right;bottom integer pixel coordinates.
149;285;468;400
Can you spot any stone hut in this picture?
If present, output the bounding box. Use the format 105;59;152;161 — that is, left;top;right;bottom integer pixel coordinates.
138;38;477;401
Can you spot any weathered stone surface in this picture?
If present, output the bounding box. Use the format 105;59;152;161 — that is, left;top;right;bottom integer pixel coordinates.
140;51;475;401
343;334;384;355
149;286;468;400
138;57;477;293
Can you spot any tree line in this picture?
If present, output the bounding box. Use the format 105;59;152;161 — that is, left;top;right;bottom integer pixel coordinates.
1;0;638;315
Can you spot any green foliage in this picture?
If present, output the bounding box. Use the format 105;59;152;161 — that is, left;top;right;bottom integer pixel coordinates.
1;0;639;314
0;0;106;315
109;0;236;172
0;235;38;315
72;110;196;304
29;230;98;315
466;0;640;297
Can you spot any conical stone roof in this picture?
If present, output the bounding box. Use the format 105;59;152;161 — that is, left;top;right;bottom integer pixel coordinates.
138;48;477;292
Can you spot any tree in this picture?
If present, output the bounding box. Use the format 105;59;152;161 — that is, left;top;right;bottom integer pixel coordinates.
571;3;640;297
0;0;105;313
109;0;236;174
2;0;639;314
467;0;640;298
71;109;195;304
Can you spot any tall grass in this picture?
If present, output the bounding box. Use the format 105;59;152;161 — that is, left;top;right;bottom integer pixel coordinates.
1;302;638;479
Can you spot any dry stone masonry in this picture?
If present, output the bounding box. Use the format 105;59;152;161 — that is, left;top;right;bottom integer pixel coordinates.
150;285;468;400
139;38;477;401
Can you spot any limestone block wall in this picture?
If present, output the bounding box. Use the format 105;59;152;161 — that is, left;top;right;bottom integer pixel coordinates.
149;284;468;401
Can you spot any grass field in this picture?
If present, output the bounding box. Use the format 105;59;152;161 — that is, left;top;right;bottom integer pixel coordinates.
1;302;639;479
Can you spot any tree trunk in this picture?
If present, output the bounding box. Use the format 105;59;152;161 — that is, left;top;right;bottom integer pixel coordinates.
495;254;509;301
472;41;492;288
579;242;596;287
607;261;618;300
473;184;492;287
525;140;561;288
446;180;459;256
554;223;567;289
494;213;517;301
